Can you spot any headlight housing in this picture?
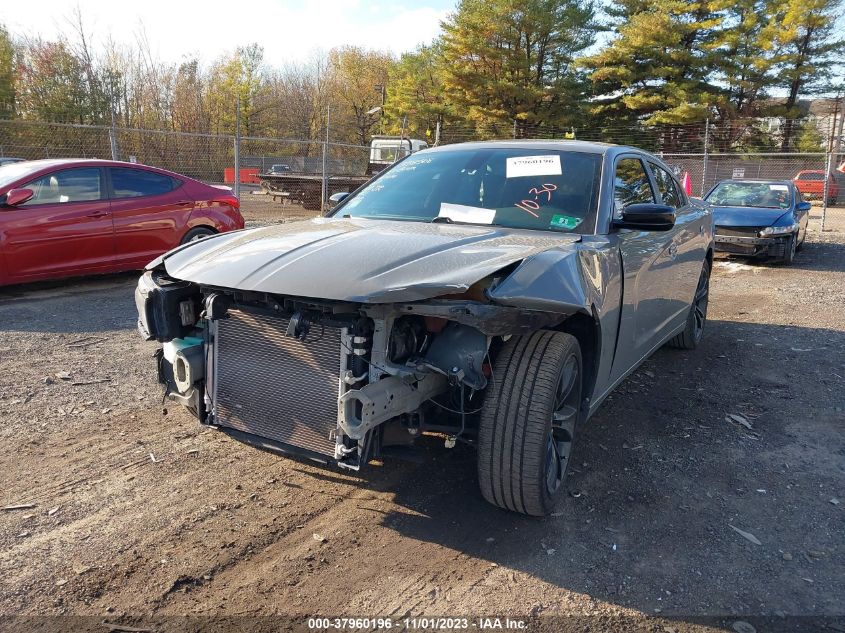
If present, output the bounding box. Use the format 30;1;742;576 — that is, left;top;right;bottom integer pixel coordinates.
759;223;798;237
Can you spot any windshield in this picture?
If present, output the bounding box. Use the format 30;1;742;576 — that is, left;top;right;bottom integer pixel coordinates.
706;181;792;209
337;148;602;234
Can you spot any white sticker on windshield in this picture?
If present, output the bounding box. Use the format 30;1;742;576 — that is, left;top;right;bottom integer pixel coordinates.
770;184;788;191
506;155;562;178
438;203;496;224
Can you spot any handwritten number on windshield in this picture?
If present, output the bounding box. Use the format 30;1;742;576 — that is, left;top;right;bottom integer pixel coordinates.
516;183;557;217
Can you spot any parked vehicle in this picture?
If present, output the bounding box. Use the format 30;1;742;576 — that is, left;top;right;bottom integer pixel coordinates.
258;136;428;210
793;170;840;205
0;159;244;286
268;164;291;174
705;179;810;265
136;141;713;515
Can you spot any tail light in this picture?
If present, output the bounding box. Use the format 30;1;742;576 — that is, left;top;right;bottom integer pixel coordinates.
215;194;240;210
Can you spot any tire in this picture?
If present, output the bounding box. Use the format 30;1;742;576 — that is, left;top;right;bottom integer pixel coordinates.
668;259;710;350
778;233;797;265
477;331;583;516
180;226;216;245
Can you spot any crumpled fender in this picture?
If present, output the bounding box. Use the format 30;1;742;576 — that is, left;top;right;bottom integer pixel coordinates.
488;244;614;317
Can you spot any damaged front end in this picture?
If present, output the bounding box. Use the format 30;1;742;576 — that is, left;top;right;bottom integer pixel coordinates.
136;267;579;470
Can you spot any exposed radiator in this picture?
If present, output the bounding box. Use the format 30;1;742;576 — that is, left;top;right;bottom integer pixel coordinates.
213;309;341;458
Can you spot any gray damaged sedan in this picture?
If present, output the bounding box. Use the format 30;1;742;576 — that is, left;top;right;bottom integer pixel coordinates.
136;141;714;515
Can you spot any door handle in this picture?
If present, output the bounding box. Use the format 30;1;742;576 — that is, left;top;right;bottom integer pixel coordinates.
175;200;193;206
87;210;110;218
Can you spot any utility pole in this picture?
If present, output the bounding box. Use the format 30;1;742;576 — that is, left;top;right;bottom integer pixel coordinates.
700;119;710;197
321;103;330;210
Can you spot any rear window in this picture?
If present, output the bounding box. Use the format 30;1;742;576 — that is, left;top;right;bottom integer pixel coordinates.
110;168;179;198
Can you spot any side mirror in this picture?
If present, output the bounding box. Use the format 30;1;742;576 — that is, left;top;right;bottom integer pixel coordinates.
4;188;34;207
797;201;811;211
328;192;350;208
613;203;676;231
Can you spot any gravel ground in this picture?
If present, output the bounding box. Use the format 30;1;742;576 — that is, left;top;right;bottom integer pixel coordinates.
0;198;843;632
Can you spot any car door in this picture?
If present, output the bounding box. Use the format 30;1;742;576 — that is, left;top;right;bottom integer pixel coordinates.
609;155;685;382
1;166;114;282
108;167;193;268
646;160;706;318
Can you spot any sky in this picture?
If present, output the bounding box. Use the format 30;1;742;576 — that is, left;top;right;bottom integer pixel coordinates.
0;0;455;64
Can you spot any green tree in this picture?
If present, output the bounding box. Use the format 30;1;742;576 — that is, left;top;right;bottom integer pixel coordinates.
794;118;826;152
769;0;844;149
582;0;722;127
440;0;597;135
0;25;15;118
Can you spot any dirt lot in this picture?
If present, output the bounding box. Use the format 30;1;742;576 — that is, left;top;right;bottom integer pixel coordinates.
1;198;844;632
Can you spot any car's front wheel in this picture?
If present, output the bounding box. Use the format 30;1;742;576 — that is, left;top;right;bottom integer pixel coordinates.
779;233;797;265
668;259;710;350
477;331;582;516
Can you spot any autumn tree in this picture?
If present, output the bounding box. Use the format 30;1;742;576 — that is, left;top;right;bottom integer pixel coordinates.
326;46;393;145
386;44;450;141
206;44;266;135
0;26;15;119
440;0;597;135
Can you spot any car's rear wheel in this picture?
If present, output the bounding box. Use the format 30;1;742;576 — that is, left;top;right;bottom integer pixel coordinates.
477;331;582;516
668;259;710;350
181;227;216;244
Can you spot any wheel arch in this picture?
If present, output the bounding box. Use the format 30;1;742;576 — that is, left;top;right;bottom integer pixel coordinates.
548;308;601;406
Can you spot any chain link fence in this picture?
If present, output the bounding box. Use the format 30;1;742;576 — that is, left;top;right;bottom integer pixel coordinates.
1;118;842;229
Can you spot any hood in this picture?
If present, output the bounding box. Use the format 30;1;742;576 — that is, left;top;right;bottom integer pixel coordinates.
712;206;789;227
160;217;580;302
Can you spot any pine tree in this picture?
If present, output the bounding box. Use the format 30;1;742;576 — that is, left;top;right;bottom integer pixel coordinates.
582;0;722;126
769;0;844;149
440;0;597;134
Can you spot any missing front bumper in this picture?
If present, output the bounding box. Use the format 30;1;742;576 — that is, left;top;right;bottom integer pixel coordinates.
714;234;789;258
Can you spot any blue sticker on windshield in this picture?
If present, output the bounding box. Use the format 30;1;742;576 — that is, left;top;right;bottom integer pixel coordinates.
550;214;581;230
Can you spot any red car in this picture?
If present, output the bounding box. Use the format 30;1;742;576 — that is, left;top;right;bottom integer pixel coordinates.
792;169;840;204
0;159;244;286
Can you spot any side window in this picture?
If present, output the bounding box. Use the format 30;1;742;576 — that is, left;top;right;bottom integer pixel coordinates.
21;168;102;205
614;158;654;215
110;168;178;199
649;162;682;208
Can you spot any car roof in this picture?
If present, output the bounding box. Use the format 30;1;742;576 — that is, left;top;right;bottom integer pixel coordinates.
0;158;198;185
421;139;631;155
6;158;158;169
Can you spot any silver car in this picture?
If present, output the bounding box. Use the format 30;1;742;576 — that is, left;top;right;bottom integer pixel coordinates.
135;141;714;516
